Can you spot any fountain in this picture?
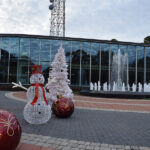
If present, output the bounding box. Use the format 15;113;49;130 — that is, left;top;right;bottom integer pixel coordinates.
94;83;97;91
83;48;150;98
122;83;125;92
111;49;127;91
103;82;107;91
90;82;94;90
98;81;101;91
144;83;150;92
132;83;136;92
138;83;142;92
84;81;150;99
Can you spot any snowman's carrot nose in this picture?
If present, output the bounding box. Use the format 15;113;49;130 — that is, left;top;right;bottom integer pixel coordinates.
31;84;48;106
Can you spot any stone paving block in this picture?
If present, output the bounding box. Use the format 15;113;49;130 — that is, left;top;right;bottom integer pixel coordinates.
78;144;86;149
60;142;68;146
71;143;79;148
94;143;101;147
113;145;125;149
19;143;41;150
101;144;109;148
21;139;29;144
62;147;71;150
91;142;97;146
140;147;150;150
70;140;78;144
117;148;125;150
111;148;117;150
56;145;64;150
108;144;113;148
71;148;80;150
94;147;100;150
100;147;111;150
78;141;85;145
85;142;91;146
49;144;58;149
41;144;51;148
47;139;56;144
130;146;139;150
125;145;130;150
86;145;94;150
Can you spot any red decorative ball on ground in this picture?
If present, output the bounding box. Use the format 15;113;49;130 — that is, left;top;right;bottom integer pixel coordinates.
0;110;22;150
52;97;74;118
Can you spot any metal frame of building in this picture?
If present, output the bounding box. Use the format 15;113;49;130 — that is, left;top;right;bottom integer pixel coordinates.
49;0;66;37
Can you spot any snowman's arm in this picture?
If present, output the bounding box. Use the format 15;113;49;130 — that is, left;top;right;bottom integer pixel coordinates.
45;77;56;88
12;82;28;91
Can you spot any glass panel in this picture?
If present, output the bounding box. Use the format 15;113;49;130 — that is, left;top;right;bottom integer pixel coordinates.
9;38;19;83
51;40;61;62
18;38;30;84
71;41;80;86
146;47;150;83
40;61;50;83
137;46;144;85
30;38;40;63
62;40;71;80
81;42;90;86
101;43;109;87
40;51;50;61
40;39;50;61
0;37;9;83
128;45;136;87
91;43;99;83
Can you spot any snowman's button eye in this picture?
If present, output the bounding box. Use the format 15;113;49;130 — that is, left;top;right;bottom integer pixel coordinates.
39;112;41;114
39;78;41;80
38;103;40;105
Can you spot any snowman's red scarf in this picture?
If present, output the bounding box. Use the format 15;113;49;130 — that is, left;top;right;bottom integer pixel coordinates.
31;84;48;106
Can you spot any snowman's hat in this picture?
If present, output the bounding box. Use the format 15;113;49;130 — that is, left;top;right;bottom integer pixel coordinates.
30;65;42;74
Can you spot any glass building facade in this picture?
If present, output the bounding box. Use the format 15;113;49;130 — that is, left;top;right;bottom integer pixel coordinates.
0;34;150;90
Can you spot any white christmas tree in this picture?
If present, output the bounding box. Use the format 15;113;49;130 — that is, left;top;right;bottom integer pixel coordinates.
46;46;73;102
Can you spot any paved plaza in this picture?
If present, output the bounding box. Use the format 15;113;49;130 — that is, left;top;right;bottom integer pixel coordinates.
0;91;150;150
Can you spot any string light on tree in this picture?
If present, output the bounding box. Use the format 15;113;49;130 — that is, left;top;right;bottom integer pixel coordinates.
46;46;73;102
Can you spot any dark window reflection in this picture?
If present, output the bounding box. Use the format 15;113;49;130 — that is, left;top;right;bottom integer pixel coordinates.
146;47;150;83
0;37;9;83
30;38;40;63
40;61;50;83
101;44;109;86
40;39;50;62
51;40;61;62
9;38;19;83
81;42;90;86
91;43;100;83
71;41;80;86
137;46;144;85
62;40;71;80
18;38;30;84
128;45;136;87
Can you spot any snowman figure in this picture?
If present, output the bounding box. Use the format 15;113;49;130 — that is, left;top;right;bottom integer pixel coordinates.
12;65;51;124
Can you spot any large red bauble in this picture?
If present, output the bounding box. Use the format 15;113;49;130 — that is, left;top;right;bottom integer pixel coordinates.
52;98;74;118
0;110;22;150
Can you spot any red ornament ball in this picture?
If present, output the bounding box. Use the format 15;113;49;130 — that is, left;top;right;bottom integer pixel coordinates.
52;97;74;118
0;110;22;150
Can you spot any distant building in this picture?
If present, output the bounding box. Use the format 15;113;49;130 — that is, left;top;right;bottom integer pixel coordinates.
0;34;150;89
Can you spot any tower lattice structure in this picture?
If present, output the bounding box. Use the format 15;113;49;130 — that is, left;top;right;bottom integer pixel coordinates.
49;0;66;37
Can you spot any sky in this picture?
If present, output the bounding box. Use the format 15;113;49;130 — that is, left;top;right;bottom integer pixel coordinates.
0;0;150;43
